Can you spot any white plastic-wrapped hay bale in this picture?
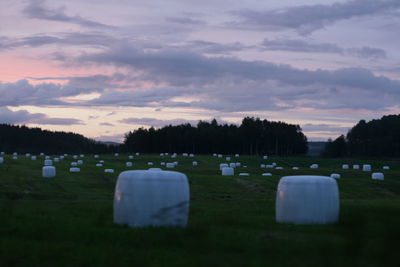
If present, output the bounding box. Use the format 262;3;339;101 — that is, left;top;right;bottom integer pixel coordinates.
71;162;78;166
260;164;266;168
182;153;188;157
126;162;133;167
96;163;103;167
42;166;56;178
160;153;164;156
192;161;198;166
73;155;78;159
114;153;119;157
235;154;239;157
105;169;114;173
262;173;272;176
77;160;83;165
80;154;84;158
213;153;217;157
276;167;284;170
276;175;339;224
342;164;349;169
330;173;341;179
263;155;268;160
363;164;371;172
100;160;104;163
31;156;37;160
136;152;140;156
12;152;17;156
40;152;44;156
218;154;222;158
160;162;166;166
189;154;194;157
128;155;134;160
94;154;99;159
0;157;3;164
229;163;236;168
25;153;31;157
222;167;234;176
13;156;18;160
235;162;241;167
54;157;60;163
69;167;80;173
292;167;299;170
45;155;51;160
113;170;190;227
60;155;64;160
382;166;390;170
310;164;319;169
239;173;249;176
226;157;231;161
44;159;53;166
147;162;154;166
353;164;360;169
166;162;175;168
372;172;384;180
148;168;162;171
266;164;274;168
272;162;277;167
165;153;169;156
0;152;4;155
171;154;177;159
219;163;229;170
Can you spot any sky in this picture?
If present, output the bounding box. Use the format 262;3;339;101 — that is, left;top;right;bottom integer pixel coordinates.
1;0;400;142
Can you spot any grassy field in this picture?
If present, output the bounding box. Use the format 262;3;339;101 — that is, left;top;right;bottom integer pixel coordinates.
0;153;399;267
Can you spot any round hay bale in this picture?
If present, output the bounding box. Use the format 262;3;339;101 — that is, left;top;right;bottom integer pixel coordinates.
276;175;339;224
372;172;384;180
42;166;56;178
221;167;234;176
113;170;189;227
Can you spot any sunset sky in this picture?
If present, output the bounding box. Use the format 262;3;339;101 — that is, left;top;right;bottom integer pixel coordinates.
1;0;400;142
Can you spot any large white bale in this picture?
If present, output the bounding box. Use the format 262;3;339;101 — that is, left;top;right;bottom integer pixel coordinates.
45;156;50;160
12;152;18;156
239;173;249;176
0;157;3;164
31;156;37;160
260;164;266;168
363;164;371;172
276;167;284;170
263;155;268;160
40;153;44;156
310;164;319;169
372;172;384;180
80;154;84;158
342;164;349;169
160;162;166;166
136;152;140;156
235;162;241;167
189;154;194;157
292;167;299;170
218;154;222;158
25;153;31;157
94;154;99;159
226;157;231;161
44;159;53;166
126;162;133;167
128;155;134;160
212;153;217;157
382;166;390;170
12;156;18;160
73;155;78;159
192;161;198;166
330;173;341;179
0;152;4;155
114;153;119;157
96;163;103;167
147;162;154;166
114;170;190;227
235;154;239;157
69;167;80;173
266;164;274;168
222;167;234;176
42;166;56;178
229;163;236;168
353;165;360;169
160;153;164;156
54;158;60;163
77;160;83;165
182;153;188;157
71;162;78;166
262;173;272;176
219;163;229;170
105;169;115;173
276;175;339;224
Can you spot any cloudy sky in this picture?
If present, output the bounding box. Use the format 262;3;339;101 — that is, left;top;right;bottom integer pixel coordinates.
1;0;400;142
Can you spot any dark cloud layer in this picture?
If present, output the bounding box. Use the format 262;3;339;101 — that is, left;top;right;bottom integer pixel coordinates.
231;0;400;34
0;107;83;125
23;0;114;29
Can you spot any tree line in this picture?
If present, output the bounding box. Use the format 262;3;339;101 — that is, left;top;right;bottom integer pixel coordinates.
323;114;400;157
124;117;308;155
0;124;118;154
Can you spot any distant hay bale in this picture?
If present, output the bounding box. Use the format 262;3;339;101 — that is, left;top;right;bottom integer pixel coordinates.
363;164;371;172
42;166;56;178
372;172;384;180
222;167;234;176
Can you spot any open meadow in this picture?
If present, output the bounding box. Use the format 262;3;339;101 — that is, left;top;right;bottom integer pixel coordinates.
0;153;399;267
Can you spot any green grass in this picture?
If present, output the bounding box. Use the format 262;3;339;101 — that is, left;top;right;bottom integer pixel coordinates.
0;154;399;266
